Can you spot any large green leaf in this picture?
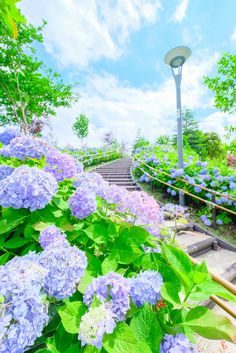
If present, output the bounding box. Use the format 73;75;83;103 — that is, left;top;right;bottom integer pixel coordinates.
189;279;236;302
161;282;181;306
5;237;30;249
0;209;29;234
103;323;153;353
84;223;108;244
162;244;193;289
111;230;143;265
182;306;236;343
58;301;87;334
102;254;118;274
130;303;162;353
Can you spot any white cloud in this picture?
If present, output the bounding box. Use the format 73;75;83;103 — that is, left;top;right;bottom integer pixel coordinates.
231;28;236;43
50;50;220;147
200;112;236;139
182;25;202;47
20;0;162;68
171;0;189;23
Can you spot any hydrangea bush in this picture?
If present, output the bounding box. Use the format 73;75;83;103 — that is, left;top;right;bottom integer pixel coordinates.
0;131;236;352
133;144;236;227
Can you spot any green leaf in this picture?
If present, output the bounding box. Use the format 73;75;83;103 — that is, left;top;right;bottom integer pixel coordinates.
77;271;94;294
53;196;69;211
128;226;150;246
0;211;29;234
189;279;236;303
103;323;153;353
182;306;236;343
161;283;181;306
84;223;108;244
130;303;163;352
111;230;143;265
0;253;10;265
5;237;30;249
58;301;87;334
162;244;193;289
102;254;118;274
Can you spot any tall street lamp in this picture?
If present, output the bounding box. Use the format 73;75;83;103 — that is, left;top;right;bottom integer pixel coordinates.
164;46;191;206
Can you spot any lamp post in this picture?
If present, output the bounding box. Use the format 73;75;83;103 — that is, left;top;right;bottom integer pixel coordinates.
164;46;191;206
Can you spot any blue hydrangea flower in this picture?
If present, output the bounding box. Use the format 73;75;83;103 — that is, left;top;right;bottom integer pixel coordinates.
130;270;163;307
39;244;87;299
39;225;68;249
84;272;130;321
103;184;128;205
230;182;236;191
5;136;50;160
44;150;77;181
78;304;116;349
171;190;177;196
200;215;207;222
216;219;223;225
0;147;11;158
0;127;20;145
162;203;189;219
0;166;58;211
205;193;212;200
73;172;107;197
0;254;49;353
194;186;202;193
68;187;97;219
0;165;14;181
160;334;198;353
204;219;211;227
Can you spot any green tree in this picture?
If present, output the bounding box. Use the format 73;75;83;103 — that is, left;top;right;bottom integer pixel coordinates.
72;114;89;146
156;135;171;145
132;129;150;152
0;20;77;133
0;0;25;38
203;132;226;160
204;53;236;113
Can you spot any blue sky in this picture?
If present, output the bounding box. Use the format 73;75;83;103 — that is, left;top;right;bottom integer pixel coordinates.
19;0;236;147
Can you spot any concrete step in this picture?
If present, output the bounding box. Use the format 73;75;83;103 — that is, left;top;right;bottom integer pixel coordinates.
108;181;136;186
195;248;236;276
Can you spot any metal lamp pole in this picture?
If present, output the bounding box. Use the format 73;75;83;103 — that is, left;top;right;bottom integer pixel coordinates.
164;46;191;206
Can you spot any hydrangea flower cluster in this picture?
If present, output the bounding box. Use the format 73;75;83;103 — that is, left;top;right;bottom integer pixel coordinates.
3;136;51;160
130;270;163;307
44;149;77;181
103;184;128;205
200;215;212;227
84;272;130;321
160;334;198;353
0;166;58;211
73;172;107;197
68;187;97;219
0;254;49;353
78;304;116;349
39;225;68;249
0;127;20;145
39;244;87;299
0;165;14;181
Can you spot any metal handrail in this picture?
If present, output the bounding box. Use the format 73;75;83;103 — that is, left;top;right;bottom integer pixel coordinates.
134;156;236;202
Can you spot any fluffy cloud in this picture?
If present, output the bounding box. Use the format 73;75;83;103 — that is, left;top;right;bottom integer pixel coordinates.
20;0;162;68
200;112;236;139
171;0;189;23
51;51;220;147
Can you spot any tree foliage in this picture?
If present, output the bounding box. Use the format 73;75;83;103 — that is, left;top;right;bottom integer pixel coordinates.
0;0;25;38
72;114;89;146
0;20;77;133
156;135;171;145
204;53;236;113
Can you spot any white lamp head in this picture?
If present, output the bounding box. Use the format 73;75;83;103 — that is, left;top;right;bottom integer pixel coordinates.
164;46;191;68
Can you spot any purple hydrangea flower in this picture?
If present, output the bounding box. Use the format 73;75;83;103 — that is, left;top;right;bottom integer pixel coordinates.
68;187;97;219
0;127;20;145
78;304;116;349
160;334;198;353
84;272;130;321
130;270;163;307
44;150;77;181
194;186;202;193
0;165;14;181
73;172;107;197
171;190;177;196
0;166;58;211
39;225;68;249
39;244;87;299
162;203;189;219
6;136;51;160
103;184;128;205
204;219;211;227
216;219;223;225
230;182;236;191
0;147;11;158
0;254;49;353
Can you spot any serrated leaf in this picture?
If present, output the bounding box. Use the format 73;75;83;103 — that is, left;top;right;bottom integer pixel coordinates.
58;301;87;334
130;303;163;352
103;323;153;353
182;306;236;343
102;255;118;274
